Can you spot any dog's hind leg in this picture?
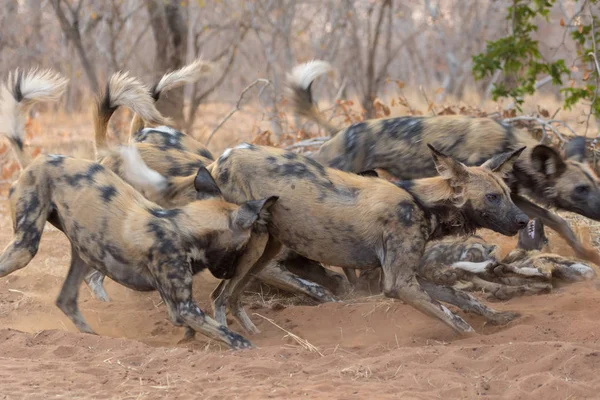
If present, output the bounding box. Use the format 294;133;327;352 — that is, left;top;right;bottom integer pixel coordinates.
0;189;50;277
56;245;96;334
256;263;338;303
211;233;281;334
83;270;110;302
416;277;520;326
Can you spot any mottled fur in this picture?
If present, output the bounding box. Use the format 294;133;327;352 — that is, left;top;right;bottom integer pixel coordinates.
287;60;600;264
206;143;529;334
90;72;340;306
359;219;595;300
0;68;278;349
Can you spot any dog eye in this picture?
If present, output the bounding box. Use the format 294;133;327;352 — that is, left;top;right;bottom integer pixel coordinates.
575;185;590;195
485;193;500;202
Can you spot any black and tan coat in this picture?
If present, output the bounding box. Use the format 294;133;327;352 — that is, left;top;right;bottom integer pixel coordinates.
204;142;530;335
0;67;278;349
286;60;600;265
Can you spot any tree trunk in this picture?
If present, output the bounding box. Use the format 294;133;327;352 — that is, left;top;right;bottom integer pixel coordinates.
145;0;188;127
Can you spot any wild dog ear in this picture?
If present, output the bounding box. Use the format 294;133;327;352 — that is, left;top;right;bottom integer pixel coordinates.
564;136;587;163
481;146;525;177
234;196;279;230
194;167;222;199
427;143;469;183
531;145;567;179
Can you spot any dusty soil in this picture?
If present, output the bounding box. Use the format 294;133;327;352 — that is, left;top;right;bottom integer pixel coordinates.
1;190;600;400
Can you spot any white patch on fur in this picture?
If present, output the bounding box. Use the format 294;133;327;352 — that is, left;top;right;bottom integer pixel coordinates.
569;263;596;278
151;125;180;136
235;143;253;150
514;267;544;277
451;260;494;273
219;148;232;161
287;60;332;90
187;247;207;264
119;145;167;193
154;58;214;95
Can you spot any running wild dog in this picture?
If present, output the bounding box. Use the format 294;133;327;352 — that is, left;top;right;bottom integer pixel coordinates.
87;62;343;305
0;68;278;349
286;60;600;265
205;142;529;335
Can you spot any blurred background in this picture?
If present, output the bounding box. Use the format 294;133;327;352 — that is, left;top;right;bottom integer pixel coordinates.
0;0;598;170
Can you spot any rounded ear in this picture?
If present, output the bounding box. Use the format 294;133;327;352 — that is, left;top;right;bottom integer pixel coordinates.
234;196;279;230
531;145;566;179
427;143;469;183
481;146;525;177
564;136;587;163
194;167;222;199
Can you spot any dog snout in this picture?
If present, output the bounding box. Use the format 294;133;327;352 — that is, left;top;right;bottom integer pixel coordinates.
515;212;529;229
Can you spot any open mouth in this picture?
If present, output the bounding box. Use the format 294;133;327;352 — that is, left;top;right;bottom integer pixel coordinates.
527;219;536;239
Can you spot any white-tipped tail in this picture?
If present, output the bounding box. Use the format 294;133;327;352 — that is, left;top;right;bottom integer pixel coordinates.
119;145;168;193
287;60;332;91
106;71;169;126
95;71;170;155
285;60;338;136
0;68;68;168
153;58;214;98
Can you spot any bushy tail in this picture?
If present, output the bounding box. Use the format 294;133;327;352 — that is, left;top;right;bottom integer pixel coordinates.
94;71;170;158
129;58;214;136
286;60;338;136
0;68;68;168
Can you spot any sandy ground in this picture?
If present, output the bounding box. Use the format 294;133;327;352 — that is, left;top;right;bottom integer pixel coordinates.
1;191;600;400
1;104;600;399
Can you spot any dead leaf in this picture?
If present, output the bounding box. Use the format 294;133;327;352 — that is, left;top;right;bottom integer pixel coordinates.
560;18;565;27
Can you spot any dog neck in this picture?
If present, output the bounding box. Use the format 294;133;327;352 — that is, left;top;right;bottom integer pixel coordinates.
396;177;478;240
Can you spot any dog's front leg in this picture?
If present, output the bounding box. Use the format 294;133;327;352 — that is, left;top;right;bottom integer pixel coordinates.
211;233;281;334
55;245;97;334
156;258;253;350
380;238;475;335
469;276;551;300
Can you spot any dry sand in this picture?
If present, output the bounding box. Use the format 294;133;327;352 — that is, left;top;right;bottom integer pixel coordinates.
1;192;600;400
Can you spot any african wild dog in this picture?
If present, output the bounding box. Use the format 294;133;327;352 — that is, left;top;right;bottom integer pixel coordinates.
286;60;600;266
359;218;595;300
86;63;343;305
204;142;529;335
0;68;278;349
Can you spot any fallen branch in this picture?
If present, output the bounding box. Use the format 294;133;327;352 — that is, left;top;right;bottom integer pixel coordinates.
205;78;271;146
253;313;324;356
502;116;575;143
284;136;330;150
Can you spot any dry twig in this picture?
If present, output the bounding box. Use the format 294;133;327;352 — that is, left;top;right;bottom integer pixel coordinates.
253;313;324;356
205;78;271;146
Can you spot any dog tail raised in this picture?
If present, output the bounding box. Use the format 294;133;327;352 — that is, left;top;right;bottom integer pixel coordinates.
129;58;214;136
94;71;170;159
0;68;68;169
286;60;338;136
